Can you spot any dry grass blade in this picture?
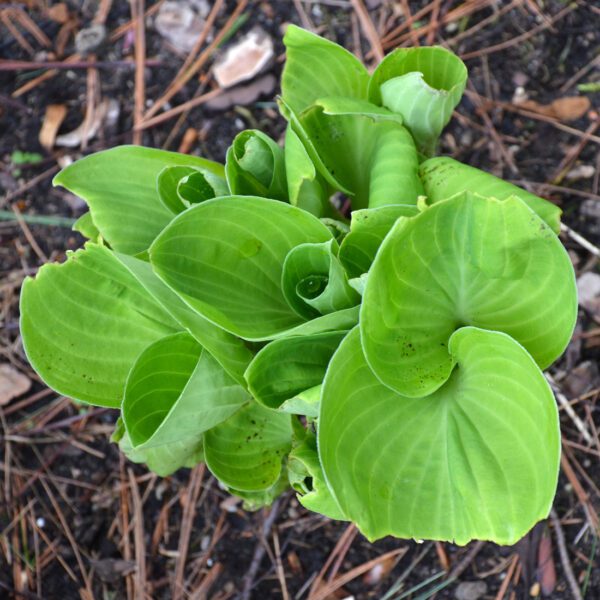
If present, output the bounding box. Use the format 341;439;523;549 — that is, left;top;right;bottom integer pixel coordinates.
143;0;248;121
130;0;146;145
310;547;408;600
128;469;148;600
351;0;384;62
173;464;205;600
550;509;583;600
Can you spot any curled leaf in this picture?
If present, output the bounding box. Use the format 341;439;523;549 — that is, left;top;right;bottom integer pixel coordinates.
319;327;560;544
369;46;467;155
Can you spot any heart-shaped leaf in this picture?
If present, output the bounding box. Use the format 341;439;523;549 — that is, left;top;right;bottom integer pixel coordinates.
20;244;180;407
319;327;560;545
149;196;333;340
54;145;224;255
369;47;468;155
361;193;577;397
420;156;562;233
204;401;292;492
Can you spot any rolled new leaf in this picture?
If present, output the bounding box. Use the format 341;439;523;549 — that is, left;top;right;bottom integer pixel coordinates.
281;24;369;115
420;156;562;233
53;145;224;255
150;196;363;341
244;331;346;410
157;165;228;214
204;401;292;492
319;327;560;545
368;47;468;155
20;244;180;408
122;332;248;476
339;204;418;277
282;239;360;319
225;130;288;200
288;431;346;520
361;192;577;397
289;97;423;210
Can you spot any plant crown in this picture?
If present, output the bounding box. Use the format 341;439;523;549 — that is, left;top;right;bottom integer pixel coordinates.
20;26;577;545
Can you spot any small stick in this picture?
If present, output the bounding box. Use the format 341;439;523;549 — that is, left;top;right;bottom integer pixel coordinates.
494;554;519;600
131;0;146;145
461;3;578;60
143;0;248;121
549;509;583;600
272;528;290;600
561;223;600;258
240;497;282;600
546;373;594;444
10;204;48;263
351;0;384;62
1;10;35;55
128;469;148;600
0;58;161;70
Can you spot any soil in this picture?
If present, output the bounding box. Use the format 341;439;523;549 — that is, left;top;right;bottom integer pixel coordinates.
1;1;600;599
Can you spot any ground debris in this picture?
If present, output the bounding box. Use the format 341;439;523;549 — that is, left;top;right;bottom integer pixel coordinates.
454;580;487;600
0;363;31;406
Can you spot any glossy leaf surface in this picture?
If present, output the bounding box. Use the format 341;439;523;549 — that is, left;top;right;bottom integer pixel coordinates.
54;146;224;255
319;327;560;544
361;193;577;396
20;244;179;407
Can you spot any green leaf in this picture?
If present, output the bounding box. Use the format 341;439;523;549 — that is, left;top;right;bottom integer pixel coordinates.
420;156;562;233
226;130;288;200
296;98;423;210
285;125;331;217
361;193;577;397
245;332;346;409
281;24;369;115
288;431;346;520
20;244;180;407
123;332;248;456
282;239;361;319
204;401;292;491
54;146;224;255
114;252;253;385
339;204;419;277
319;327;560;545
369;47;468;155
157;165;228;214
279;385;321;417
228;470;290;510
149;196;334;340
114;418;204;477
72;211;100;241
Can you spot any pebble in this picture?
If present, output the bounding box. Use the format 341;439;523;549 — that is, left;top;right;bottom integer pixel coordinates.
75;24;106;55
213;27;274;89
454;581;487;600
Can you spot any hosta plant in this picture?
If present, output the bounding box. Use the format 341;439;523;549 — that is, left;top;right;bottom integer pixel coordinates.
20;26;577;545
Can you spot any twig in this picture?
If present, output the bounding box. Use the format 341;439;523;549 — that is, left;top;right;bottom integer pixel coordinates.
272;528;290;600
561;223;600;259
310;547;408;600
10;204;48;263
351;0;384;62
0;59;162;70
143;0;248;121
494;554;519;600
447;540;485;580
128;469;148;600
546;373;594;444
173;465;205;600
131;0;146;145
240;497;282;600
549;509;583;600
461;3;579;60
